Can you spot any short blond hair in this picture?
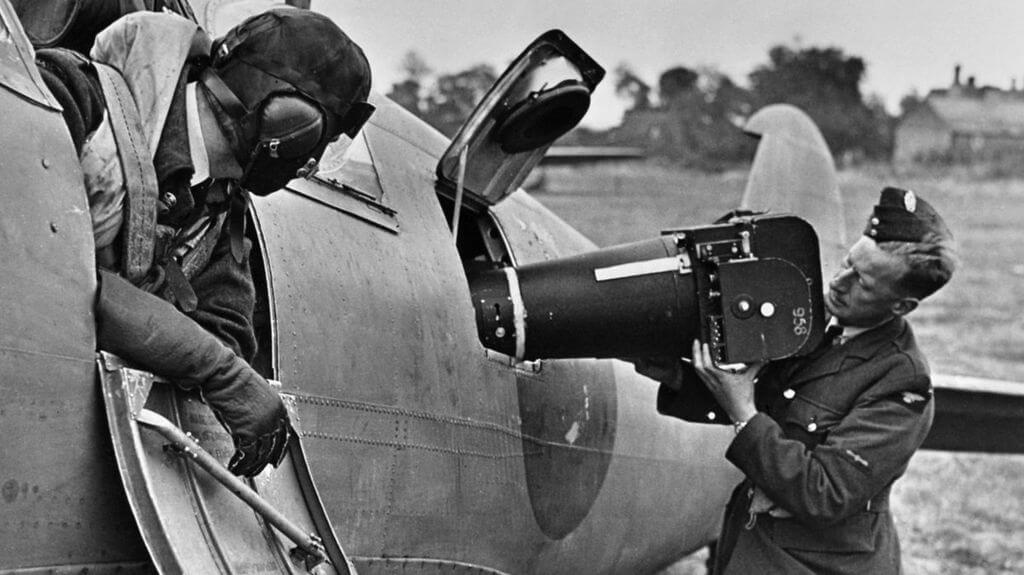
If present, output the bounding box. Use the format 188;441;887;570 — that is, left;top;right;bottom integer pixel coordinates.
878;230;957;300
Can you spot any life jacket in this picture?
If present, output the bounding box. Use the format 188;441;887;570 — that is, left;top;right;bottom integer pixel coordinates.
84;12;233;310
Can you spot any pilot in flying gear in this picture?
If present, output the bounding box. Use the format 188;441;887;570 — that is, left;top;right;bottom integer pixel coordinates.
650;187;956;574
34;8;373;476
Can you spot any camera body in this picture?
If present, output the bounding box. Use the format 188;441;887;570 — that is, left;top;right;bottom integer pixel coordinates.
469;214;825;364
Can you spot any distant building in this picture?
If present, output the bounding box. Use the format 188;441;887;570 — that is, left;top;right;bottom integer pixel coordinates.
894;66;1024;165
607;108;674;152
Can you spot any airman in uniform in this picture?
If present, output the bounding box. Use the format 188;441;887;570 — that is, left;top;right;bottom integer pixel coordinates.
650;187;956;574
34;7;373;476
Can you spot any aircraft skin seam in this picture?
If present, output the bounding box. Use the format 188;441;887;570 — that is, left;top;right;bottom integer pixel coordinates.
304;430;539;458
303;428;699;463
0;344;93;364
294;393;518;431
349;555;511;575
302;430;619;457
294;396;636;458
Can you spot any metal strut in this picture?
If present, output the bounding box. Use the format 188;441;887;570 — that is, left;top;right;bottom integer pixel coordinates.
134;408;330;567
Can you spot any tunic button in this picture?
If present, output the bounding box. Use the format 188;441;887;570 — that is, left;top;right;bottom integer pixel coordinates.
871;217;880;225
807;422;818;432
783;389;795;399
706;411;717;421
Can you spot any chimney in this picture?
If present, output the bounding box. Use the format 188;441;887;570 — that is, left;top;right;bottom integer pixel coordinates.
1013;78;1018;92
968;76;976;89
954;64;961;86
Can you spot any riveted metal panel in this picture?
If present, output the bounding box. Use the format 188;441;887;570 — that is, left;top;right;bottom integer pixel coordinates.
0;33;147;569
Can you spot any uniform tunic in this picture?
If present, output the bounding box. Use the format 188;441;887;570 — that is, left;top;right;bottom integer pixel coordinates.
658;316;934;574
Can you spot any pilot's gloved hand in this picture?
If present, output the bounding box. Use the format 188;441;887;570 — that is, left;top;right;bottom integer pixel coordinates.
197;365;291;477
227;417;291;477
95;270;291;477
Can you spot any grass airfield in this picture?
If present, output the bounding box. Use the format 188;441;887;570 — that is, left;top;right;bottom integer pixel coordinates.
533;162;1024;574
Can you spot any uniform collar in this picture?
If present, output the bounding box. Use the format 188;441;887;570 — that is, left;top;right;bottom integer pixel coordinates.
842;316;905;359
838;323;871;343
828;315;894;346
788;317;907;388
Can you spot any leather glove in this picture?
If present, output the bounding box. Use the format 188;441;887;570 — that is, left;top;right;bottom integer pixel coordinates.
199;371;291;477
96;270;291;476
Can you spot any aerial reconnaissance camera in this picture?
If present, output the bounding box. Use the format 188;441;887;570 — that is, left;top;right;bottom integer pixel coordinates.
469;213;826;365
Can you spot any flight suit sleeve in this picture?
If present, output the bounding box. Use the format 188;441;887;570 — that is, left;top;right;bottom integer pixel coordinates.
186;223;258;363
725;359;933;526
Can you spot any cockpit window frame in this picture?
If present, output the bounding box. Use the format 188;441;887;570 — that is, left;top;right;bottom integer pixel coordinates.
285;125;400;234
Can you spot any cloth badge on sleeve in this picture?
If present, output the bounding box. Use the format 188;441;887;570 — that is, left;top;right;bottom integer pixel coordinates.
891;389;932;413
843;449;871;473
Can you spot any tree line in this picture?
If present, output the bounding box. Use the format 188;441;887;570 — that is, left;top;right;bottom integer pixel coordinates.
386;43;894;170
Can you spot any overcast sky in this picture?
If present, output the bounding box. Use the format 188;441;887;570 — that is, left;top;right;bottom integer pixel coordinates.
315;1;1024;128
